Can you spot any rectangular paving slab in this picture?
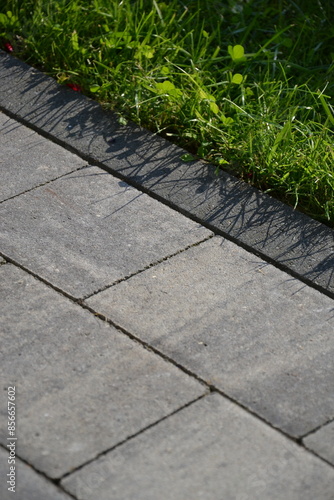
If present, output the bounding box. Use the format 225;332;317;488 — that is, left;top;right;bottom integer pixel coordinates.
303;421;334;466
0;264;205;478
0;447;72;500
86;236;334;438
0;112;84;201
0;165;211;298
62;393;334;500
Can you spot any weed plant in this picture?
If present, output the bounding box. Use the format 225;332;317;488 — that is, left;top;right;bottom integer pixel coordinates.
1;0;333;225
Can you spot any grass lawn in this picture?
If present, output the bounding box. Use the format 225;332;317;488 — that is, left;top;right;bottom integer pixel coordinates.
1;0;333;226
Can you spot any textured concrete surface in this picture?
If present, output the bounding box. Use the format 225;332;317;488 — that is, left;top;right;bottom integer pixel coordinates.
304;421;334;466
0;111;84;201
0;264;205;478
62;393;334;500
87;236;334;438
0;52;333;296
0;447;72;500
0;165;210;298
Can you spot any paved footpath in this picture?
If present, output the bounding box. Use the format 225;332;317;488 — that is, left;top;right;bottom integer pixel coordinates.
1;52;334;499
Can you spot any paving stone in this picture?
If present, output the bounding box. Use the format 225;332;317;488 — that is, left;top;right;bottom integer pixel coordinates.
0;112;84;201
303;421;334;466
86;236;334;438
0;447;72;500
0;265;205;478
1;53;333;296
62;393;334;500
0;165;210;298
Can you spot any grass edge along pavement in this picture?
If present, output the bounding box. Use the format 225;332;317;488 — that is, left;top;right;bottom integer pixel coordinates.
0;0;333;225
0;50;333;298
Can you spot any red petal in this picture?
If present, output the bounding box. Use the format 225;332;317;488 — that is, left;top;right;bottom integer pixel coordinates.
66;83;82;92
4;42;14;53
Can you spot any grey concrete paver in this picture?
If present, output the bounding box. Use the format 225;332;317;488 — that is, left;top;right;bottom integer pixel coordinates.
0;165;211;298
304;421;334;466
0;112;84;202
86;236;334;438
62;393;334;500
0;264;206;478
0;447;72;500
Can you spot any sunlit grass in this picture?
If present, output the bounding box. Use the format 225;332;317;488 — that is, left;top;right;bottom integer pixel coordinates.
1;0;333;225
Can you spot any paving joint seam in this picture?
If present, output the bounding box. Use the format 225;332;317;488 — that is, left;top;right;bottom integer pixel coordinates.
59;393;208;483
81;302;212;389
299;441;334;470
0;161;89;205
0;234;215;303
1;108;333;301
301;417;334;440
80;302;334;469
0;252;89;303
0;253;208;393
2;258;334;473
0;443;80;500
82;233;215;300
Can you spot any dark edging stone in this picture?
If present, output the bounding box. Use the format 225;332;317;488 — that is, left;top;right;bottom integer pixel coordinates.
0;51;333;297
